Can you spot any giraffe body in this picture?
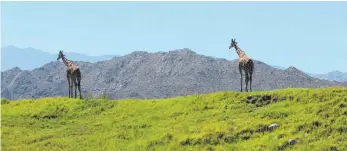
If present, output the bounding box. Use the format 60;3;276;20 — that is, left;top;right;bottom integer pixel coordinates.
57;51;82;99
229;39;254;92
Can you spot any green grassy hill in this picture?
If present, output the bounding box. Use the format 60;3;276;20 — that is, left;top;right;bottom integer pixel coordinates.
2;87;347;151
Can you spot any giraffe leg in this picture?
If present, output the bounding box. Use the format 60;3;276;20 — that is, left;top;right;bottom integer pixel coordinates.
67;73;71;98
239;65;243;92
249;59;254;92
245;72;249;92
249;73;253;92
69;81;73;98
69;74;74;98
73;77;77;98
77;70;82;99
78;80;82;99
240;74;243;92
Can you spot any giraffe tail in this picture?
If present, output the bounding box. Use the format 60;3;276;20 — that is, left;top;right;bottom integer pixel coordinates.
76;69;82;83
249;59;254;75
76;69;82;99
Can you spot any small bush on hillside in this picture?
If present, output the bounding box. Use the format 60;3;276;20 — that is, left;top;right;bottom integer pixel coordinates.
99;94;109;100
1;98;10;104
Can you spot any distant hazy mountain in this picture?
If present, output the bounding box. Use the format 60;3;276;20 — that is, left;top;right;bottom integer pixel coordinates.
2;48;346;100
1;46;118;71
309;71;347;82
271;65;347;82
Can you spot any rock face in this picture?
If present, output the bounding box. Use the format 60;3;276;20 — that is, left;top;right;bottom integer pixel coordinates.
1;49;346;100
288;139;296;145
268;123;279;131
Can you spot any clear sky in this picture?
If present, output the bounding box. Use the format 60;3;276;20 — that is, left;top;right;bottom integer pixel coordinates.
2;2;347;73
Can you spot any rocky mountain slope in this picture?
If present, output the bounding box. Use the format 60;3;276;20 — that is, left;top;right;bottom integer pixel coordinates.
2;49;346;100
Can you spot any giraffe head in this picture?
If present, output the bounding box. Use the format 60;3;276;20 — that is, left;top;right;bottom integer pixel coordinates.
57;50;65;60
229;39;238;49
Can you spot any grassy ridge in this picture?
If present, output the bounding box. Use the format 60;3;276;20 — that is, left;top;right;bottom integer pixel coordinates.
2;87;347;151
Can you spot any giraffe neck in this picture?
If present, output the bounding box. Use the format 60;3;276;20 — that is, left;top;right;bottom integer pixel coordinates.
62;55;73;67
234;45;246;58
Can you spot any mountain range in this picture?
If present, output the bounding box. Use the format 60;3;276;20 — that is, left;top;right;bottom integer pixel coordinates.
2;48;346;100
272;66;347;82
309;71;347;83
2;46;346;82
1;46;117;71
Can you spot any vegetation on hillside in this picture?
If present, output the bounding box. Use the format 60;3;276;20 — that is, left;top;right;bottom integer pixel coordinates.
2;87;347;151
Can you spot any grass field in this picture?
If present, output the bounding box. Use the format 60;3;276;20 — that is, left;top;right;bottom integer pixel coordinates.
2;87;347;151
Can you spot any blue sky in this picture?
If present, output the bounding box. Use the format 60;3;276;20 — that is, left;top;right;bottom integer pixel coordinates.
2;2;347;73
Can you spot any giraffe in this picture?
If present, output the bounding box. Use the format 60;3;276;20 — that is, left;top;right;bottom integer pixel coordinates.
229;39;254;92
57;50;82;99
